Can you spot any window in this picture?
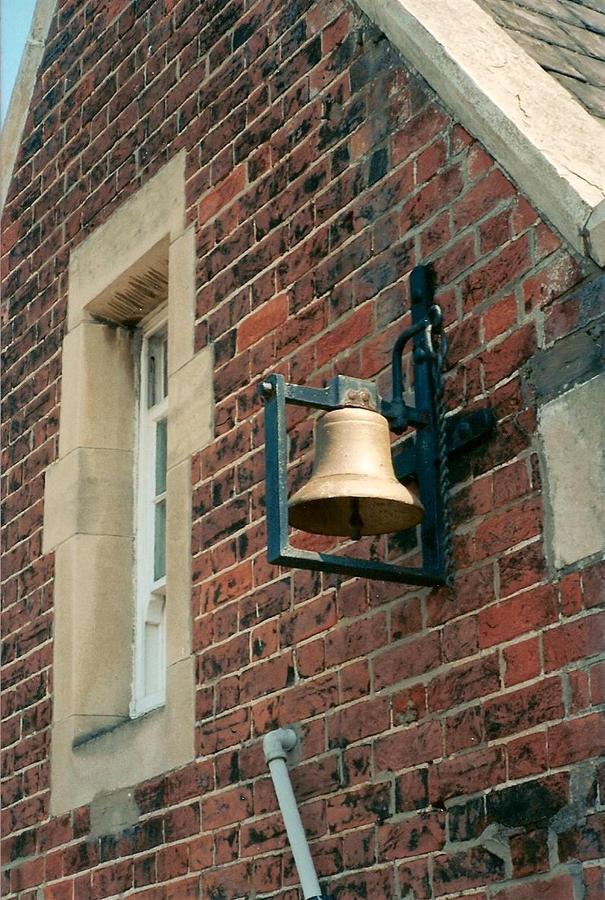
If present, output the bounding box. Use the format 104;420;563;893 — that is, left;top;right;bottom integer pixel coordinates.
42;154;215;814
132;312;169;716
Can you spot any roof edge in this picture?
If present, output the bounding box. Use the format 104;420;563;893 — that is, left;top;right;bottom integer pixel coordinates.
0;0;56;213
356;0;605;265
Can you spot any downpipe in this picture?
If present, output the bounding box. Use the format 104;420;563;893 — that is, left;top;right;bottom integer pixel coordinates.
263;728;331;900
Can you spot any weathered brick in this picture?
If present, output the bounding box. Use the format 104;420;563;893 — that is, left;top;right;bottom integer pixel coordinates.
327;696;390;746
486;774;568;828
433;846;505;895
326;782;390;831
491;873;575;900
543;611;605;672
373;632;441;691
548;713;605;767
484;677;563;740
374;721;442;773
378;810;445;861
430;748;506;804
479;583;557;647
430;651;500;712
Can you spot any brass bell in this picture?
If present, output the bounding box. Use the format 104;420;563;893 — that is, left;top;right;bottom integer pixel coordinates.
289;407;424;538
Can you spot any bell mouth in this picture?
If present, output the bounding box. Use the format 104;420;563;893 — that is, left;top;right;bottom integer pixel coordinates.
287;406;425;538
289;475;424;538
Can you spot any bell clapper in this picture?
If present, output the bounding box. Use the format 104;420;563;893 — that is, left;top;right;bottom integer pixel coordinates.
349;498;363;541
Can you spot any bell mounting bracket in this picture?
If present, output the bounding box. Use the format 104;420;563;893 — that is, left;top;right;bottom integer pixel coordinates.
259;265;494;585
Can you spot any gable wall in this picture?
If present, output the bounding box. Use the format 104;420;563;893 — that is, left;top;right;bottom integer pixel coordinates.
1;0;604;897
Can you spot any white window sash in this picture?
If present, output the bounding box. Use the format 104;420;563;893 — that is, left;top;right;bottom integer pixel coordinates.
131;313;168;718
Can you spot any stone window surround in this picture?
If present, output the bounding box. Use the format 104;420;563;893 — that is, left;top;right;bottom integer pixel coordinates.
42;153;214;815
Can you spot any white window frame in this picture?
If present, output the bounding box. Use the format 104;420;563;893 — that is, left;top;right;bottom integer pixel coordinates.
131;305;169;718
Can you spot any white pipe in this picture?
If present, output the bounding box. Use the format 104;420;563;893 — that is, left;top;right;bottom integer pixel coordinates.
263;728;323;900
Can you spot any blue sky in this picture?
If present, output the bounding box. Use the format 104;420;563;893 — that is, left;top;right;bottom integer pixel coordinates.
1;0;37;123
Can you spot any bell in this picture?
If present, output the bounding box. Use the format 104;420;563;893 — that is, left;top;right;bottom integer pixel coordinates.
289;407;424;538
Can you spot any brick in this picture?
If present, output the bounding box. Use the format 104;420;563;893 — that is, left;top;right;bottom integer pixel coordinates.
291;754;340;802
478;583;557;647
433;846;505;895
430;747;506;804
316;303;374;366
486;773;568;828
330;867;395;899
582;562;605;608
392;105;449;164
453;169;515;229
559;811;605;862
91;860;133;898
201;861;253;900
585;868;605;900
239;652;294;702
374;721;442;773
548;713;605;767
279;593;336;645
400;165;464;232
445;705;484;754
197;708;250;755
499;541;546;597
10;857;45;892
522;253;581;309
491;874;575;900
463;235;532;306
202;785;253;830
377;810;445;860
164;803;200;842
448;797;486;842
395;768;429;812
391;597;423;640
510;828;549;877
590;659;605;705
544;612;605;671
326;782;390;831
237;293;288;351
416;138;447;185
428;652;500;712
484;677;563;740
325;612;388;666
484;322;537;388
199;633;249;681
502;635;541;687
397;857;431;899
480;208;512;254
476;499;541;559
483;293;517;341
373;632;441;691
427;565;496;626
328;696;390;746
451;475;493;522
441;615;479;664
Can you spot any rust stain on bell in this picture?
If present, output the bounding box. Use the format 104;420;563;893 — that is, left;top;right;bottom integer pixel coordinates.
288;407;424;538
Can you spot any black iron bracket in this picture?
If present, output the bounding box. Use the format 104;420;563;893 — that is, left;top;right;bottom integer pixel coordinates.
392;408;495;482
259;265;495;585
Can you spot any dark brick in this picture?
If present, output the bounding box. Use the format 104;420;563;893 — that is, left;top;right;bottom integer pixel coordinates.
486;775;569;828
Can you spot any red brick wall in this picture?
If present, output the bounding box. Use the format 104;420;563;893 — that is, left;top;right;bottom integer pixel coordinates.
2;0;604;897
